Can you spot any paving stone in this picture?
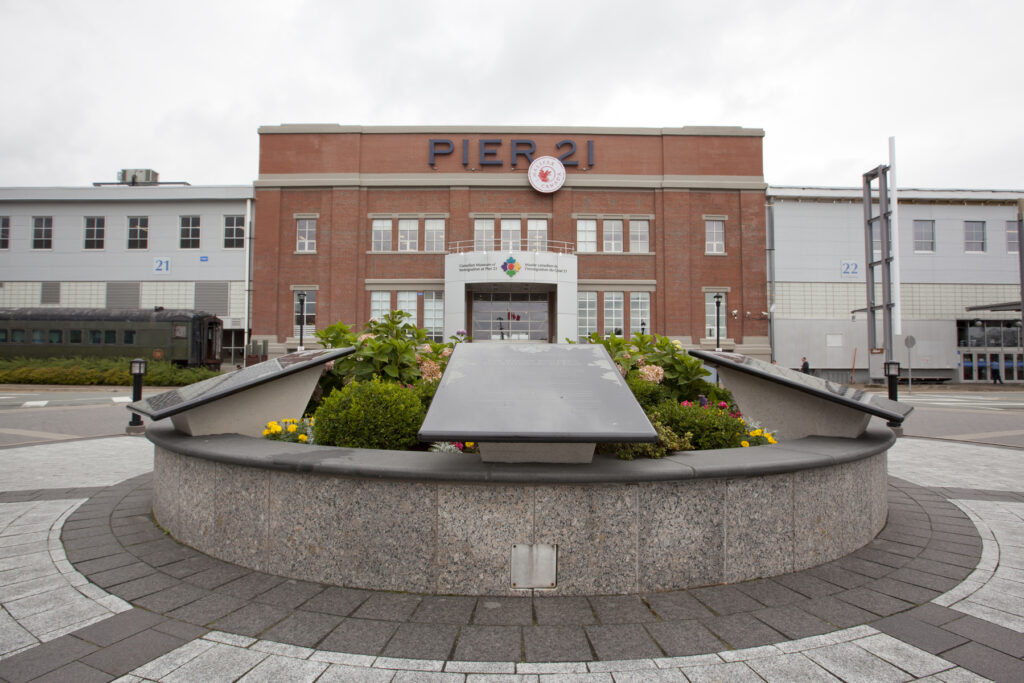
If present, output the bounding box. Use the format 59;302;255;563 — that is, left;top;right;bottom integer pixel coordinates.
837;555;895;579
216;571;287;600
235;654;328;682
851;547;914;569
872;613;970;655
834;587;915;617
751;604;837;640
157;641;268;682
773;572;845;599
73;552;139;576
522;624;593;662
905;558;977;581
25;660;113;683
733;578;807;607
472;596;533;625
690;585;766;616
105;571;179;601
905;603;963;627
71;607;166;647
181;563;251;590
79;629;187;676
641;591;716;621
319;618;399;656
795;595;877;628
87;562;157;588
803;640;914;682
0;634;98;683
807;563;875;590
918;549;980;569
409;595;477;624
867;577;941;605
209;601;291;637
151;618;208;642
259;610;343;648
300;586;371;616
166;591;249;625
533;596;597;625
942;641;1024;682
889;567;961;592
252;579;325;610
64;543;125;564
743;652;843;682
700;612;787;650
943;614;1024;658
680;660;766;682
856;633;959;679
351;591;422;621
644;620;724;656
584;623;663;660
588;595;657;623
452;624;522;661
132;582;210;614
381;621;459;660
316;662;397;682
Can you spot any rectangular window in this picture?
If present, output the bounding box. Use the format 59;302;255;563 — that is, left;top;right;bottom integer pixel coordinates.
913;220;935;252
423;290;444;342
296;218;317;253
372;218;392;251
33;216;52;249
294;290;316;330
964;221;986;252
1008;220;1020;254
69;330;82;344
224;215;244;249
705;219;725;254
577;291;597;341
527;219;547;252
474;218;494;251
705;292;727;342
0;216;8;249
630;220;650;253
370;291;390;321
84;217;105;249
630;292;650;336
104;330;117;344
128;216;148;249
424;218;445;252
123;330;136;344
398;218;418;251
179;216;200;249
32;329;45;344
48;329;62;344
501;218;521;251
0;329;7;343
576;219;596;253
397;291;418;327
604;291;624;336
603;220;623;253
89;330;102;344
12;329;25;343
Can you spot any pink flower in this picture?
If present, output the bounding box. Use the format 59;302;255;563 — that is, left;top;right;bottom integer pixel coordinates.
681;400;692;407
718;401;728;409
419;358;442;382
441;347;452;358
638;364;664;384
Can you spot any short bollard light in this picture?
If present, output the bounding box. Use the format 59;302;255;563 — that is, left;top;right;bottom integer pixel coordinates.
126;357;147;434
884;360;901;424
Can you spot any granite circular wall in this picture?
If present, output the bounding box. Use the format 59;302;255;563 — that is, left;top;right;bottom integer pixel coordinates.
148;425;891;596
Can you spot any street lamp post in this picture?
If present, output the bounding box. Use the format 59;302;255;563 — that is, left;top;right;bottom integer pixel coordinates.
297;291;306;351
713;293;722;351
126;358;147;434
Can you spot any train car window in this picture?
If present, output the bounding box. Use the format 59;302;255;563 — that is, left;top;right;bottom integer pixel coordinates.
12;329;25;342
48;330;62;343
89;330;102;344
0;329;7;342
173;324;187;339
69;330;82;344
104;330;117;344
32;330;45;343
123;329;136;344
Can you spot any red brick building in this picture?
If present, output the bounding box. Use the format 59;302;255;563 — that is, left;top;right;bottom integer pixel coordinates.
252;125;769;357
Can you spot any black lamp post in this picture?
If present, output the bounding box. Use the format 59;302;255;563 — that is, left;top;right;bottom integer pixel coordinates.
713;293;723;351
641;320;646;335
126;358;147;434
297;291;306;351
884;359;900;403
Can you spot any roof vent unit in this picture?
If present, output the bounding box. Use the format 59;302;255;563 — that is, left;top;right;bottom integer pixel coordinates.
119;169;159;185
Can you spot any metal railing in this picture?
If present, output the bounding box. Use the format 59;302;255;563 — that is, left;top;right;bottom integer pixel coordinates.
448;239;576;254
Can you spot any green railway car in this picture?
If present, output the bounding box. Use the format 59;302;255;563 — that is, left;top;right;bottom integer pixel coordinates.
0;308;223;368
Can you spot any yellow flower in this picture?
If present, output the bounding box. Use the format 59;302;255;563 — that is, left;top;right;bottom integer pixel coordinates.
267;421;278;428
766;434;777;444
287;424;298;433
750;428;763;437
272;425;283;433
741;441;750;447
465;442;475;448
262;429;270;437
298;434;308;442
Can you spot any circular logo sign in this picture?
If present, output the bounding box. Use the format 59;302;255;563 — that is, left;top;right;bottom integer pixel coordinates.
527;156;566;193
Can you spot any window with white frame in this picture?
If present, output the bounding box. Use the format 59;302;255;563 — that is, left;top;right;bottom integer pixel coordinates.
397;291;418;327
0;216;8;249
372;218;392;251
527;219;547;252
424;218;445;252
127;216;148;249
576;219;596;253
84;217;105;250
501;218;520;251
398;218;418;251
964;221;986;252
296;218;317;253
294;290;316;330
603;219;623;252
179;216;200;249
705;292;727;341
474;218;494;251
630;292;650;336
705;219;725;254
32;216;52;249
423;290;444;341
224;215;244;249
1007;220;1020;254
370;291;390;321
629;220;650;253
577;292;597;341
913;220;935;252
604;291;624;336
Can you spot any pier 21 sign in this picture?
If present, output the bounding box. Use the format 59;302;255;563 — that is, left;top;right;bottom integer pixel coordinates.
428;138;595;169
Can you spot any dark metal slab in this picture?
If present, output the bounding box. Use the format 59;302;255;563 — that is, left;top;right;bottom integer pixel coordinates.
127;347;354;420
687;350;913;424
418;344;657;443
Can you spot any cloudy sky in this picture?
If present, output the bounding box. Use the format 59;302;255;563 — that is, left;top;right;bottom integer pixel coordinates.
2;0;1021;190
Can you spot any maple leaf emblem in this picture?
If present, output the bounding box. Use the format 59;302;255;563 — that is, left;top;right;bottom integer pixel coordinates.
538;168;552;182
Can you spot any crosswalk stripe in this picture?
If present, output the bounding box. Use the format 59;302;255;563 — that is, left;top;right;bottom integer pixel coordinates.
21;400;48;407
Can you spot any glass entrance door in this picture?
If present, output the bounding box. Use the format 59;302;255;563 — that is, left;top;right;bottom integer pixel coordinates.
471;292;549;341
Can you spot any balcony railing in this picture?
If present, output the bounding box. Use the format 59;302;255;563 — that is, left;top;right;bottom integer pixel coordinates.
448;239;576;254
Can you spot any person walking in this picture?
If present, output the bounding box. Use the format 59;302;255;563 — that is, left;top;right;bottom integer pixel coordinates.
800;357;810;374
992;366;1004;384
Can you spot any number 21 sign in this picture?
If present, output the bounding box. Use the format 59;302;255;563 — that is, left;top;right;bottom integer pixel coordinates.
153;257;171;274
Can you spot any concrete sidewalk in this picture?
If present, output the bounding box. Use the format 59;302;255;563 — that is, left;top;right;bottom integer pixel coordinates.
0;436;1022;681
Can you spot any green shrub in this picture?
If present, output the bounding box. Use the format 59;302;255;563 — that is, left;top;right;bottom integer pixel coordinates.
601;419;692;460
650;400;751;451
312;377;426;450
0;356;219;386
625;374;673;412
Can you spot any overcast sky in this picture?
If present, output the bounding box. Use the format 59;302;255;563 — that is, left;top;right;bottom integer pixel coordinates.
2;0;1021;190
